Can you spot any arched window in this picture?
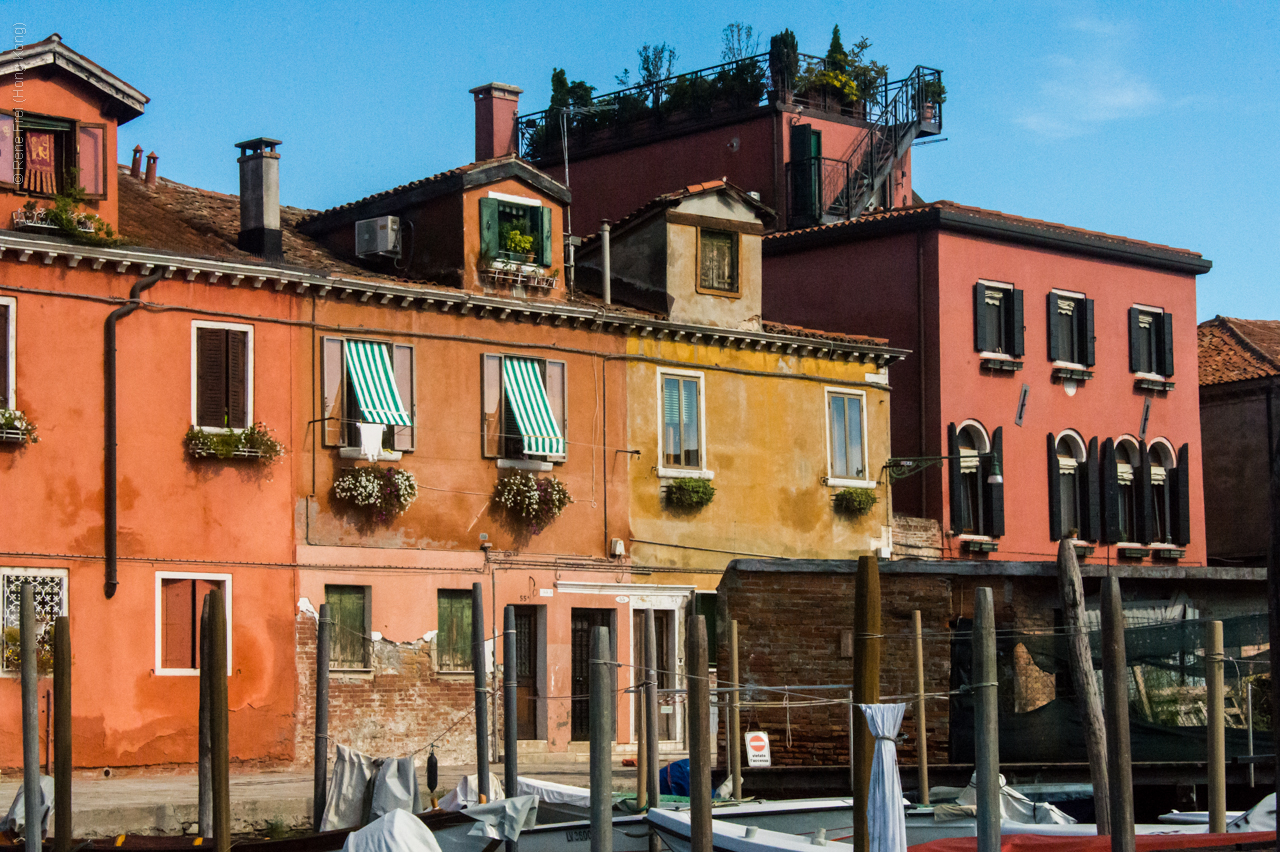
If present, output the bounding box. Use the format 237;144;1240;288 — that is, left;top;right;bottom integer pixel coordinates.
957;424;986;534
1054;432;1087;537
1115;438;1140;542
1149;440;1176;544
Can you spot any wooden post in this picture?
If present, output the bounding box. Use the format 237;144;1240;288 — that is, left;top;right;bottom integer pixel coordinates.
728;619;742;801
1206;620;1226;834
503;606;519;843
313;603;331;832
1246;683;1255;789
852;554;881;852
913;610;930;805
1268;424;1280;833
472;583;490;802
636;623;648;810
53;616;71;852
206;589;231;852
20;584;40;852
1055;538;1111;833
973;588;999;852
199;595;213;838
644;609;660;834
45;690;51;776
1101;576;1135;851
687;614;712;852
590;626;613;852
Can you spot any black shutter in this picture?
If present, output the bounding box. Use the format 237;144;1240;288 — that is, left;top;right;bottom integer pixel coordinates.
1047;433;1062;542
1082;437;1101;542
1173;443;1192;545
1082;298;1096;368
226;330;248;429
1161;312;1175;378
1009;289;1024;357
196;328;228;428
1136;440;1153;544
973;284;988;353
1046;294;1060;362
1128;308;1142;372
986;427;1005;537
0;303;9;405
1101;438;1122;543
947;423;963;535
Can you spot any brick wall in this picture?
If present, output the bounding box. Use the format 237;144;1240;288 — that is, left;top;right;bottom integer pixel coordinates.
892;516;943;559
294;611;478;771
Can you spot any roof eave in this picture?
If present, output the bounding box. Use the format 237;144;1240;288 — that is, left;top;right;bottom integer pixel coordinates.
2;41;148;123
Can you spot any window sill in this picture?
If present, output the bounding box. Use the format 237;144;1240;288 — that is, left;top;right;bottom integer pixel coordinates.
339;448;403;462
330;668;374;680
1117;546;1148;559
824;476;877;489
436;671;477;681
960;538;998;553
497;458;553;472
1150;547;1185;560
979;355;1023;373
1072;542;1095;558
1134;377;1175;393
658;468;714;481
1051;366;1093;382
694;284;743;300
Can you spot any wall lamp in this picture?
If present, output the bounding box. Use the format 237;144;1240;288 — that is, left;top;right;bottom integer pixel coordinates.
881;453;1003;485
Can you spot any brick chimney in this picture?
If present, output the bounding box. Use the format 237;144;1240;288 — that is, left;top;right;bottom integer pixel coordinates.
130;145;143;178
235;138;282;262
470;83;522;162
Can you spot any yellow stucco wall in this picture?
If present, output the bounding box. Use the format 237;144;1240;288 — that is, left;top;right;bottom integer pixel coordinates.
623;335;892;589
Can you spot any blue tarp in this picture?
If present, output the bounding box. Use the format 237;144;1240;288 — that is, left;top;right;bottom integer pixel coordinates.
659;759;690;797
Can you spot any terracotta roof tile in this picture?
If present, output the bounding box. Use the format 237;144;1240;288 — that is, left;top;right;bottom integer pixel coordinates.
1198;316;1280;386
294;160;487;227
582;178;775;246
761;321;888;348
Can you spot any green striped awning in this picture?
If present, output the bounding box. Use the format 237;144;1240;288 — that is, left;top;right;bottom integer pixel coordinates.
502;357;564;456
344;340;411;427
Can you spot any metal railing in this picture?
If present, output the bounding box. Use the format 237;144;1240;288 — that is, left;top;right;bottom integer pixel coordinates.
786;156;852;227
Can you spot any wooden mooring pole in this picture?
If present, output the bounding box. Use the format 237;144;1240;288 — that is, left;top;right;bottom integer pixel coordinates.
206;589;230;852
728;619;742;801
636;620;648;811
1056;538;1111;832
1101;576;1135;852
589;626;613;852
913;610;930;805
852;554;881;852
198;598;213;838
687;613;712;852
503;605;518;851
312;603;331;832
20;584;40;852
644;610;661;852
1207;620;1226;834
1267;423;1280;849
974;587;999;852
53;616;71;852
472;583;490;803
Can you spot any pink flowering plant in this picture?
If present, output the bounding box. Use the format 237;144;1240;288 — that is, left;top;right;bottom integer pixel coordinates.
333;465;418;523
493;472;572;535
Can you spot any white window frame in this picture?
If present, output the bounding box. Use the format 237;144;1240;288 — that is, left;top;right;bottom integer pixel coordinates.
656;368;713;480
487;190;544;207
0;296;14;409
190;321;255;433
0;566;68;676
824;387;875;488
154;571;233;677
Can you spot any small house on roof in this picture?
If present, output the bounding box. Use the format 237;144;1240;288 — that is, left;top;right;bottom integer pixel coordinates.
575;180;775;329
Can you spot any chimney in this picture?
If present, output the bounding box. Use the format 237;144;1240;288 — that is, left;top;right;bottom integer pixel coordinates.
235;138;282;262
469;83;522;162
144;152;158;187
130;145;143;178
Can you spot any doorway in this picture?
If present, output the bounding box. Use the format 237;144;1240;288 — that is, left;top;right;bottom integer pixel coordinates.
571;608;615;742
513;606;539;740
633;609;674;741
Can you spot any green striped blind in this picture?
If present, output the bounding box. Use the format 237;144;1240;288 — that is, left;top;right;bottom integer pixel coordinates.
343;339;411;427
502;356;565;456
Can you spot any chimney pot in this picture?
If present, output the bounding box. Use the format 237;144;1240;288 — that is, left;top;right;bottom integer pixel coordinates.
235;138;283;262
470;83;523;162
130;145;143;178
144;152;158;187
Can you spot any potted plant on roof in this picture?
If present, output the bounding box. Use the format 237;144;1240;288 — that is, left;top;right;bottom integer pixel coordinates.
501;223;536;264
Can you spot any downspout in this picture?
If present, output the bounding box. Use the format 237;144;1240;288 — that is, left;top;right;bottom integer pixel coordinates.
104;271;164;599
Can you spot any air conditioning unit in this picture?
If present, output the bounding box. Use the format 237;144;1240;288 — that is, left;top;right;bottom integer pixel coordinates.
355;216;401;259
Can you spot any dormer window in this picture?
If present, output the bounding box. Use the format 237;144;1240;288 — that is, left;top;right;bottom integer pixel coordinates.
0;110;106;198
697;229;738;295
480;195;552;267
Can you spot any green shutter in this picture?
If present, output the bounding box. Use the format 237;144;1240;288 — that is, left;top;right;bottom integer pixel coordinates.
1161;313;1175;377
480;197;500;262
539;206;554;267
1082;437;1101;542
1172;443;1191;546
973;284;988;352
1082;299;1096;367
1046;293;1060;362
947;423;963;535
985;427;1004;537
1136;440;1153;544
438;591;472;671
1128;308;1142;372
326;586;367;669
1009;289;1024;357
1047;434;1062;542
1100;438;1122;544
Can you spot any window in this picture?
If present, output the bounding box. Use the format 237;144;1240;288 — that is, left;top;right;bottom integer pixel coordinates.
1115;440;1139;542
437;590;473;672
1;569;67;673
972;281;1024;357
826;389;868;484
1129;307;1174;377
482;354;567;461
698;229;738;294
326;585;370;670
0;111;107;197
1149;442;1176;545
0;297;14;410
947;421;1005;538
1047;432;1089;541
479;196;553;267
659;371;705;474
154;572;231;676
1047;292;1095;367
321;337;414;451
192;322;252;430
1101;438;1191;547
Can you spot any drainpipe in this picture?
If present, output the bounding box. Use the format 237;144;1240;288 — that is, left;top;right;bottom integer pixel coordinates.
600;221;612;306
104;271;164;599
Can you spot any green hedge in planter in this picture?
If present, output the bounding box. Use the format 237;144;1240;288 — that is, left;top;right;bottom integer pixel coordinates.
666;477;716;509
833;487;877;517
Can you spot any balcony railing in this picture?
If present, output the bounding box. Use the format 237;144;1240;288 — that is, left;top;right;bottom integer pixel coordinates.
787;157;852;228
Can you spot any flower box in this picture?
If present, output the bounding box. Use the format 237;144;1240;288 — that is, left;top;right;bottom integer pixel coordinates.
0;410;37;445
184;423;284;463
482;262;559;291
12;208;95;233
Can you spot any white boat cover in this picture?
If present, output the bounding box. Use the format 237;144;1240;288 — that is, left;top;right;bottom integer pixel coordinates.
2;775;53;837
515;777;592;810
460;796;539;841
438;773;506;811
1227;793;1276;833
342;809;442;852
372;756;423;820
321;745;423;830
647;808;853;851
940;774;1076;825
859;703;908;852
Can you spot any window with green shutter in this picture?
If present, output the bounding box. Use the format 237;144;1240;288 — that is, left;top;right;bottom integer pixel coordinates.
1129;307;1174;377
481;353;567;460
437;589;473;671
480;197;553;267
972;282;1023;357
325;585;369;670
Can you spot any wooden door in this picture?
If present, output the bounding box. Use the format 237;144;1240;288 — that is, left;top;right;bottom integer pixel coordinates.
514;606;538;740
571;608;613;741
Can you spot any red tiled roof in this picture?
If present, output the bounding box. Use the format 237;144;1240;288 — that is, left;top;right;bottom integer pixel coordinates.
762;321;888;348
1198;316;1280;386
581;178;775;245
294;161;486;226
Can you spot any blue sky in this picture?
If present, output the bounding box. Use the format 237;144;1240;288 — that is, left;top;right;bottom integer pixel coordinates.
23;0;1279;320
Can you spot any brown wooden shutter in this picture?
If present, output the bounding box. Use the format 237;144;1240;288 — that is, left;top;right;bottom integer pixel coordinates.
161;578;196;669
193;579;222;670
545;359;567;459
322;337;345;447
0;303;9;406
227;330;248;429
196;328;228;428
392;344;414;451
481;354;502;458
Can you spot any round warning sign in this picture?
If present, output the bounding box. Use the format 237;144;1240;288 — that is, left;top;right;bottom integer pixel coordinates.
744;731;771;767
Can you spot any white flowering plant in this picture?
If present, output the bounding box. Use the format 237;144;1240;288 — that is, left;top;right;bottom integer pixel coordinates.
493;472;572;535
0;409;37;444
333;465;418;523
184;422;284;462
